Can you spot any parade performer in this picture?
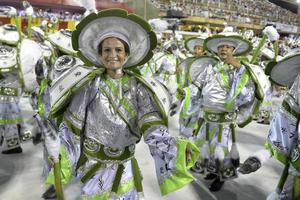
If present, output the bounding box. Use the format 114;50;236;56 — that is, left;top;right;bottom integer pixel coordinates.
0;6;42;154
44;9;199;199
190;30;268;191
175;35;213;138
239;50;300;200
34;26;83;200
140;18;169;77
21;1;52;144
154;39;182;102
251;26;280;125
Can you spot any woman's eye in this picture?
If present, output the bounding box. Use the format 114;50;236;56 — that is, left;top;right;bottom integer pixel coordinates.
116;48;123;53
103;48;110;53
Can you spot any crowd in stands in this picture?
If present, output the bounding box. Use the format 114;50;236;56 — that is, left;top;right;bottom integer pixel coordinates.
0;7;84;23
151;0;300;26
18;8;83;22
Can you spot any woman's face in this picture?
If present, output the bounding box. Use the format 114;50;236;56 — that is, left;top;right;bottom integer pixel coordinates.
99;37;128;71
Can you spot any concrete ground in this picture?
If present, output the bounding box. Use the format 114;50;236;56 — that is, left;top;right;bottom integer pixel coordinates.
0;120;282;200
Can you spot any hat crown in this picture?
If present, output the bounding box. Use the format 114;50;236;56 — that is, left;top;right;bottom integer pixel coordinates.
72;9;156;69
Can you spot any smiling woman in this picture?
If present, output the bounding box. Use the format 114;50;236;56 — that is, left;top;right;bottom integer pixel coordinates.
98;37;129;79
44;8;199;200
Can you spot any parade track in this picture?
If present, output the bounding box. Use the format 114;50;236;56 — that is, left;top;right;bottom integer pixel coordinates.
0;121;281;200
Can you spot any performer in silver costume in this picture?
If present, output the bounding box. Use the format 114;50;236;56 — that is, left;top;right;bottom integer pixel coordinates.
154;40;182;101
44;9;199;199
33;26;83;199
239;50;300;200
177;35;216;138
190;30;268;191
0;5;44;154
0;7;24;154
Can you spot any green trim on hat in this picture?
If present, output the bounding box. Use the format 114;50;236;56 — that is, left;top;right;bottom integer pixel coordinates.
204;34;252;56
72;9;157;69
0;24;21;46
265;60;277;76
47;30;77;56
265;53;300;87
242;61;264;100
184;37;204;52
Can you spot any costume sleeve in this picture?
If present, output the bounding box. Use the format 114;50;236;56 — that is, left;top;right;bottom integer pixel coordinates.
236;78;256;107
137;83;200;196
46;122;81;185
265;75;300;172
235;66;259;126
180;84;202;138
193;64;211;89
46;81;96;185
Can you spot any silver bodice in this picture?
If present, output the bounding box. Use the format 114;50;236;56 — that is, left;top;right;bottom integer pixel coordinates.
64;75;161;149
198;66;228;112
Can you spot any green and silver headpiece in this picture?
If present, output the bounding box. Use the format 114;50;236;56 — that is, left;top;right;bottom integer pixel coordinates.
72;8;157;69
204;32;252;56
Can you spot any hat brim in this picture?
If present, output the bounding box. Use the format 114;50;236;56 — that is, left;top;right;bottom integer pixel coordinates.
204;35;252;56
48;30;76;56
0;25;19;45
189;56;218;86
265;53;300;87
185;37;204;52
72;9;157;69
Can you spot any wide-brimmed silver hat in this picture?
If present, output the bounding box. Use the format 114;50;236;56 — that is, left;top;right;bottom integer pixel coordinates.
48;29;76;56
72;9;157;69
185;36;207;53
204;32;252;56
265;49;300;87
0;24;20;45
31;26;45;39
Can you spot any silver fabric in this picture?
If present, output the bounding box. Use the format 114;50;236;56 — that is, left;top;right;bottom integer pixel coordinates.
55;72;194;198
205;33;251;56
200;66;228;112
0;124;20;150
39;41;54;58
78;16;150;68
19;39;42;92
189;57;218;88
65;75;161;148
0;72;21;91
0;45;17;69
0;24;19;45
196;63;255;113
186;38;204;52
48;29;76;55
95;31;130;50
53;55;83;74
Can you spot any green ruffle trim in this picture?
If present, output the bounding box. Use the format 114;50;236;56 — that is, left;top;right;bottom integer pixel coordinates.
37;79;50;117
265;141;288;165
265;142;300;172
0;117;23;124
293;176;300;200
46;146;72;185
159;139;200;196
